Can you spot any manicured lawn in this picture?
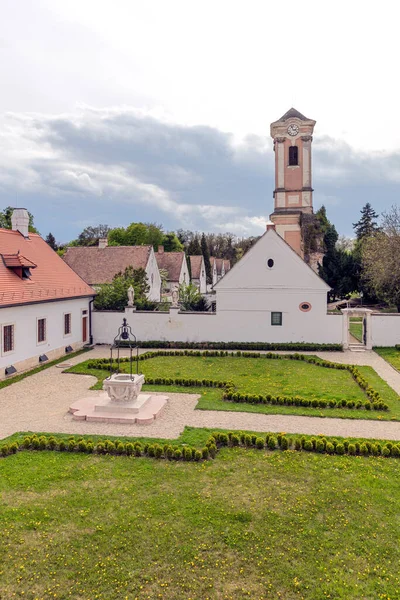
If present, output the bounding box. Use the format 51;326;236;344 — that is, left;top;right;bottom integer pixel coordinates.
349;317;363;342
1;445;400;599
68;355;400;420
375;347;400;371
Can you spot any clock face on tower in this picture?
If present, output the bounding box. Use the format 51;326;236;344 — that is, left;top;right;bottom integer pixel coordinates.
287;124;299;136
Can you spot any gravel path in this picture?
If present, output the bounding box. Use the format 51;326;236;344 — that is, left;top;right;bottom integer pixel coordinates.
1;346;400;441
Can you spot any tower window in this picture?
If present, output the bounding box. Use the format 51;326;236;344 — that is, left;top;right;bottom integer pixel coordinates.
289;146;299;166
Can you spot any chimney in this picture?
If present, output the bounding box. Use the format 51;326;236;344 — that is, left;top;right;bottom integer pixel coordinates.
158;245;164;254
266;220;276;232
11;208;30;238
98;237;108;249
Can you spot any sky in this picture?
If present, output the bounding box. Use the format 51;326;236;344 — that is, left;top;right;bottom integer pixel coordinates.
0;0;399;242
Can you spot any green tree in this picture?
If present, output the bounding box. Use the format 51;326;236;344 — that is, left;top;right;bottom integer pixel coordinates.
353;203;380;240
45;232;58;251
108;222;165;250
187;235;202;256
0;206;39;233
201;233;212;284
76;224;111;246
94;266;156;311
162;232;183;252
362;206;400;310
178;283;209;311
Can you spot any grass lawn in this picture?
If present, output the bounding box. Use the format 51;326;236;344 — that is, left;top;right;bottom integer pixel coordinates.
1;445;400;599
68;355;400;420
375;347;400;371
349;317;363;342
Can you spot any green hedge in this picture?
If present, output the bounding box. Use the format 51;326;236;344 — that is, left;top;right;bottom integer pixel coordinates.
114;340;343;351
2;432;400;462
86;350;389;412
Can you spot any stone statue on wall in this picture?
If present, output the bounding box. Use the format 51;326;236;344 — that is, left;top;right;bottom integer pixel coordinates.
171;289;179;307
127;285;135;307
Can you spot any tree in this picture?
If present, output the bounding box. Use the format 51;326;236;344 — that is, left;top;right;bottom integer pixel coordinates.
362;206;400;310
187;235;202;256
178;283;209;311
94;266;156;311
77;224;111;246
0;206;39;233
201;233;212;284
162;232;183;252
107;222;165;250
353;203;380;240
45;232;58;251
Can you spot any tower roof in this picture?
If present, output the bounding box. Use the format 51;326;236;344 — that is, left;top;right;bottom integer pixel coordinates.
278;107;309;122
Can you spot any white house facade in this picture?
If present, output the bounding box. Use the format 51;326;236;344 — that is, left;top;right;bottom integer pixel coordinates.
155;247;189;300
0;210;95;379
190;255;207;294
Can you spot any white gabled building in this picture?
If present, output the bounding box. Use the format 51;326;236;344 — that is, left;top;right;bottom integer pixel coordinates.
0;209;96;379
213;223;340;343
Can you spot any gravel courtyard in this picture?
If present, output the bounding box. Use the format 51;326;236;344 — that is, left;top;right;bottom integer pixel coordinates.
1;346;400;441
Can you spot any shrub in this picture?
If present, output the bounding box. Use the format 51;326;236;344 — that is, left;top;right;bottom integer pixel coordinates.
87;442;94;453
231;434;240;447
280;437;289;451
303;440;313;451
316;440;325;453
166;446;174;460
244;435;252;448
335;443;345;455
194;450;202;461
59;440;67;452
325;442;334;454
255;437;265;449
1;444;9;456
126;443;134;456
382;446;391;457
148;445;156;458
294;438;302;451
208;444;217;459
78;440;87;453
47;437;57;450
96;442;105;454
116;443;126;455
360;443;369;456
174;448;182;460
22;436;32;449
348;443;356;455
38;436;47;450
202;447;210;459
68;440;76;452
267;436;277;450
154;445;163;459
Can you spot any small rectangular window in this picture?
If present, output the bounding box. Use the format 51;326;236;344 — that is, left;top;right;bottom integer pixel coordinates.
3;324;15;352
271;312;282;326
289;146;299;166
64;313;72;335
37;318;46;343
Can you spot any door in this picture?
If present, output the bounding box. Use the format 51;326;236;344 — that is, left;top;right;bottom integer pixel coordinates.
82;316;88;343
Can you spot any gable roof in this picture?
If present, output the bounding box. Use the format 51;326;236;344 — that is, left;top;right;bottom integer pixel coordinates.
189;255;204;279
211;257;231;276
155;251;185;282
63;245;152;285
278;107;309;122
214;228;330;292
0;228;95;308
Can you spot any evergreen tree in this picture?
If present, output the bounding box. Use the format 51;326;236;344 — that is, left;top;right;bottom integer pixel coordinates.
201;232;212;284
187;235;202;256
45;232;58;251
353;203;380;240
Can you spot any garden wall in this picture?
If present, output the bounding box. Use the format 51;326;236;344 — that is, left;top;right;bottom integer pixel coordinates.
371;314;400;347
92;306;343;345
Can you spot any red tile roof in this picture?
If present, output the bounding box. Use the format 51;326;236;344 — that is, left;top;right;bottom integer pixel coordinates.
63;245;152;285
155;251;185;282
189;255;204;279
0;228;95;307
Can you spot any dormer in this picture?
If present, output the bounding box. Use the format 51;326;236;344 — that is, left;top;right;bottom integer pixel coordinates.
1;253;37;279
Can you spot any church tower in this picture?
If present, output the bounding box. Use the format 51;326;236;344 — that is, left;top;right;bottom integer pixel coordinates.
269;108;316;257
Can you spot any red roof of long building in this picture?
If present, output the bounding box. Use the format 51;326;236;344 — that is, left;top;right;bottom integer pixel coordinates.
0;228;95;307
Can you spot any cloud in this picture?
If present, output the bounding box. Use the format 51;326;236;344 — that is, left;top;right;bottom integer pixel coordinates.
0;105;399;240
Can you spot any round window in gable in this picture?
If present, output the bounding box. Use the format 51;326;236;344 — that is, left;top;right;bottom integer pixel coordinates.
299;302;312;312
267;258;274;269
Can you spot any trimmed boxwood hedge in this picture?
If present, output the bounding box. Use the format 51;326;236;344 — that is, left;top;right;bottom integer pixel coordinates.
115;340;343;351
85;350;389;412
1;432;400;462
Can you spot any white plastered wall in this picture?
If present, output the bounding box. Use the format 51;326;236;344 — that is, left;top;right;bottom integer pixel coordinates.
0;297;91;379
371;314;400;347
